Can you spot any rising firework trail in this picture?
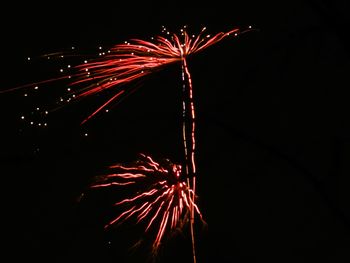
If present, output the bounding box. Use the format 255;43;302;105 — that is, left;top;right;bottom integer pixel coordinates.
2;25;254;262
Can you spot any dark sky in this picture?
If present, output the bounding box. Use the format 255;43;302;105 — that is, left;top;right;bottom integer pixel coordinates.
1;1;350;262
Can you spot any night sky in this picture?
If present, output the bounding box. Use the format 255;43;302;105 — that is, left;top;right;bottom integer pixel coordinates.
1;1;350;262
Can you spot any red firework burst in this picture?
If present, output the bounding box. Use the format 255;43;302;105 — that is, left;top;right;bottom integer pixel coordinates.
1;26;252;124
85;153;204;254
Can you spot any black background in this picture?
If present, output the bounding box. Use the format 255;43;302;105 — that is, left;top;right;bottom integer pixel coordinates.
1;1;350;262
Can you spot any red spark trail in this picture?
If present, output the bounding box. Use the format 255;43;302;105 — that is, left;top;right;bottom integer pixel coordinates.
80;90;125;125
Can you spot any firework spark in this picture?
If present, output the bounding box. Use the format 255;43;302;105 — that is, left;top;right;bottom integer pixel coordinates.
85;153;203;254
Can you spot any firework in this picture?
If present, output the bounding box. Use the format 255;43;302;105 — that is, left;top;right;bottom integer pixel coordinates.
1;26;252;124
85;153;203;255
2;25;254;262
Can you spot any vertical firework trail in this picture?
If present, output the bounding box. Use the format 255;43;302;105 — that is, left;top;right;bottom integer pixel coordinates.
181;55;197;262
2;25;254;262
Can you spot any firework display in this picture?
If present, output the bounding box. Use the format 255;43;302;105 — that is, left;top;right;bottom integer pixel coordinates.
2;25;253;262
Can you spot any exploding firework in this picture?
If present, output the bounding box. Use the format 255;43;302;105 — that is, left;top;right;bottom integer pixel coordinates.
1;25;252;125
2;25;254;262
83;153;204;255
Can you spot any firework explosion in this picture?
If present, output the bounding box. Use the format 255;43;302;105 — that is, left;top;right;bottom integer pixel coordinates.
1;26;251;125
2;25;254;262
85;153;203;255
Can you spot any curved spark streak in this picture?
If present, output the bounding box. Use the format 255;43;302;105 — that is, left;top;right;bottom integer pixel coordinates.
106;172;147;179
113;188;159;205
90;181;135;188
